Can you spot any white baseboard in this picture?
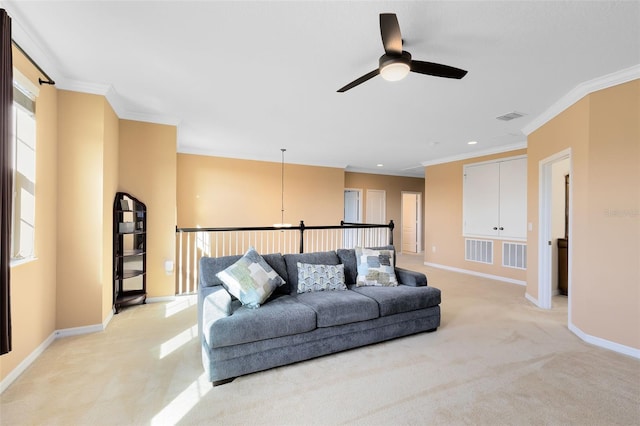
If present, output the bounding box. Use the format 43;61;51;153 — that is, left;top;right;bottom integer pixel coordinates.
568;322;640;359
424;262;527;286
1;312;114;394
146;296;177;303
524;292;540;307
0;331;56;394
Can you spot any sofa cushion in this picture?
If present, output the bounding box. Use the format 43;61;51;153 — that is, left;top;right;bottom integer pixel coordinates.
297;262;347;293
355;247;398;287
296;290;379;327
216;248;286;309
352;284;441;317
283;251;340;294
206;294;317;348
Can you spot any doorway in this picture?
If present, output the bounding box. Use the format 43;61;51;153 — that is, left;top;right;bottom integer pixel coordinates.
538;148;572;314
344;189;362;223
344;189;363;248
401;192;422;253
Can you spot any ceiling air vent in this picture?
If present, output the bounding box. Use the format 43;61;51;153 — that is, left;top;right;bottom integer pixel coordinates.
496;111;525;121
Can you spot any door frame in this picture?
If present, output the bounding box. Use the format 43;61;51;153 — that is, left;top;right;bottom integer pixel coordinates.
538;148;572;315
401;191;422;253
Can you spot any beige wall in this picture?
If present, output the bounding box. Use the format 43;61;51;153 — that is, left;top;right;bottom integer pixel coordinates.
119;121;177;298
176;154;344;228
102;102;119;319
527;80;639;349
424;149;528;282
2;59;178;384
344;172;425;249
1;49;59;382
56;91;118;329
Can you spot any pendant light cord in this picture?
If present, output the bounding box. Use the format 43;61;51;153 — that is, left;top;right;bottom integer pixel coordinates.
280;148;286;225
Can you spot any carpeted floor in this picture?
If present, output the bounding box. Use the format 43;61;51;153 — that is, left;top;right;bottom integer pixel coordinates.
1;254;639;425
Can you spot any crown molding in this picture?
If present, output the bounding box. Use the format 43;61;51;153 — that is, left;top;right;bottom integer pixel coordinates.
345;166;424;178
522;64;640;136
421;141;528;167
178;145;350;170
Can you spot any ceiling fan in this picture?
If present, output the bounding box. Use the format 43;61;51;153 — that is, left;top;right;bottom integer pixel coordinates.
337;13;468;92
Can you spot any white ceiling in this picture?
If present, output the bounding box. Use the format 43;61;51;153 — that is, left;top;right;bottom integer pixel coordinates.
3;1;639;177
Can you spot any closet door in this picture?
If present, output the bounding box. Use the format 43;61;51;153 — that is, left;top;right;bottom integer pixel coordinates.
463;162;500;237
498;158;527;240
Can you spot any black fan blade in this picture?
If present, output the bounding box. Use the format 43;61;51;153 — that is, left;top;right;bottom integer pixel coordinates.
380;13;402;55
337;69;380;92
410;60;468;79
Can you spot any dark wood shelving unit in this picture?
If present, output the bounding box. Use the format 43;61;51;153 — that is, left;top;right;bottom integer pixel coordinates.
113;192;147;313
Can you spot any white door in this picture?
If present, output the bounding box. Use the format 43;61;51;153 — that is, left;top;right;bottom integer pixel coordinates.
366;190;386;224
402;192;420;253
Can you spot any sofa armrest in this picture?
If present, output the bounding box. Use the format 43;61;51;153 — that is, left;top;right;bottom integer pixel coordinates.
200;286;233;345
395;267;427;287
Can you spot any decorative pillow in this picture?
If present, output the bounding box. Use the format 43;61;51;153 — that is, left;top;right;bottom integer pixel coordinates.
297;262;347;293
215;247;286;309
355;247;398;287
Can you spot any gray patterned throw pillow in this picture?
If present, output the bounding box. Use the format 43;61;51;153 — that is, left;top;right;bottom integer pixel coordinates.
355;247;398;287
296;262;347;293
216;247;286;308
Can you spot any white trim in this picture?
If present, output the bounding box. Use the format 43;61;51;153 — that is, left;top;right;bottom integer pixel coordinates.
424;262;526;286
462;153;527;169
146;296;177;303
569;322;640;359
0;312;115;394
345;166;424;178
0;331;56;394
537;148;572;310
522;64;640;136
524;292;540;307
422;142;527;167
55;323;105;338
103;310;114;329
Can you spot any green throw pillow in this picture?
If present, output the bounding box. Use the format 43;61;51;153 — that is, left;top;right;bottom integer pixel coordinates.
355;247;398;287
297;262;347;293
216;247;286;308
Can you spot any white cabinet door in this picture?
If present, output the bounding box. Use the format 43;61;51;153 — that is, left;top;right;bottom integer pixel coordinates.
463;162;500;237
498;158;527;239
463;157;527;240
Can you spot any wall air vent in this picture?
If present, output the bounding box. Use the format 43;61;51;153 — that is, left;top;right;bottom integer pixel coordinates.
496;111;526;121
465;239;493;264
503;242;527;269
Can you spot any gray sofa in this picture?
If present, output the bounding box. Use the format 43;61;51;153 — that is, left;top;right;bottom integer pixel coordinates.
197;247;441;385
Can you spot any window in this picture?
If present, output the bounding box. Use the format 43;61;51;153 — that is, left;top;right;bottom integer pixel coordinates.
11;81;37;261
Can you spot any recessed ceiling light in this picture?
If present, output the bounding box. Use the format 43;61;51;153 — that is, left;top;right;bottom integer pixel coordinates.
468;141;478;145
377;163;384;167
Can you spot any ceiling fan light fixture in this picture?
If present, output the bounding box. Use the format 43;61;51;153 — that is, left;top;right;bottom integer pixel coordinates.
379;51;412;82
380;62;410;81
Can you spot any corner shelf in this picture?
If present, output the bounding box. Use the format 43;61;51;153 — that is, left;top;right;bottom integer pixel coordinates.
113;192;147;313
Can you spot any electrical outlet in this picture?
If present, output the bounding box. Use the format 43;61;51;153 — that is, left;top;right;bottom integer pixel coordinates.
432;246;437;253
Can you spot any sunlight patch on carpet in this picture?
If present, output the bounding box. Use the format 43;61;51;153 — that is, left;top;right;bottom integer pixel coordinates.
150;372;211;425
164;295;197;318
159;324;198;359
